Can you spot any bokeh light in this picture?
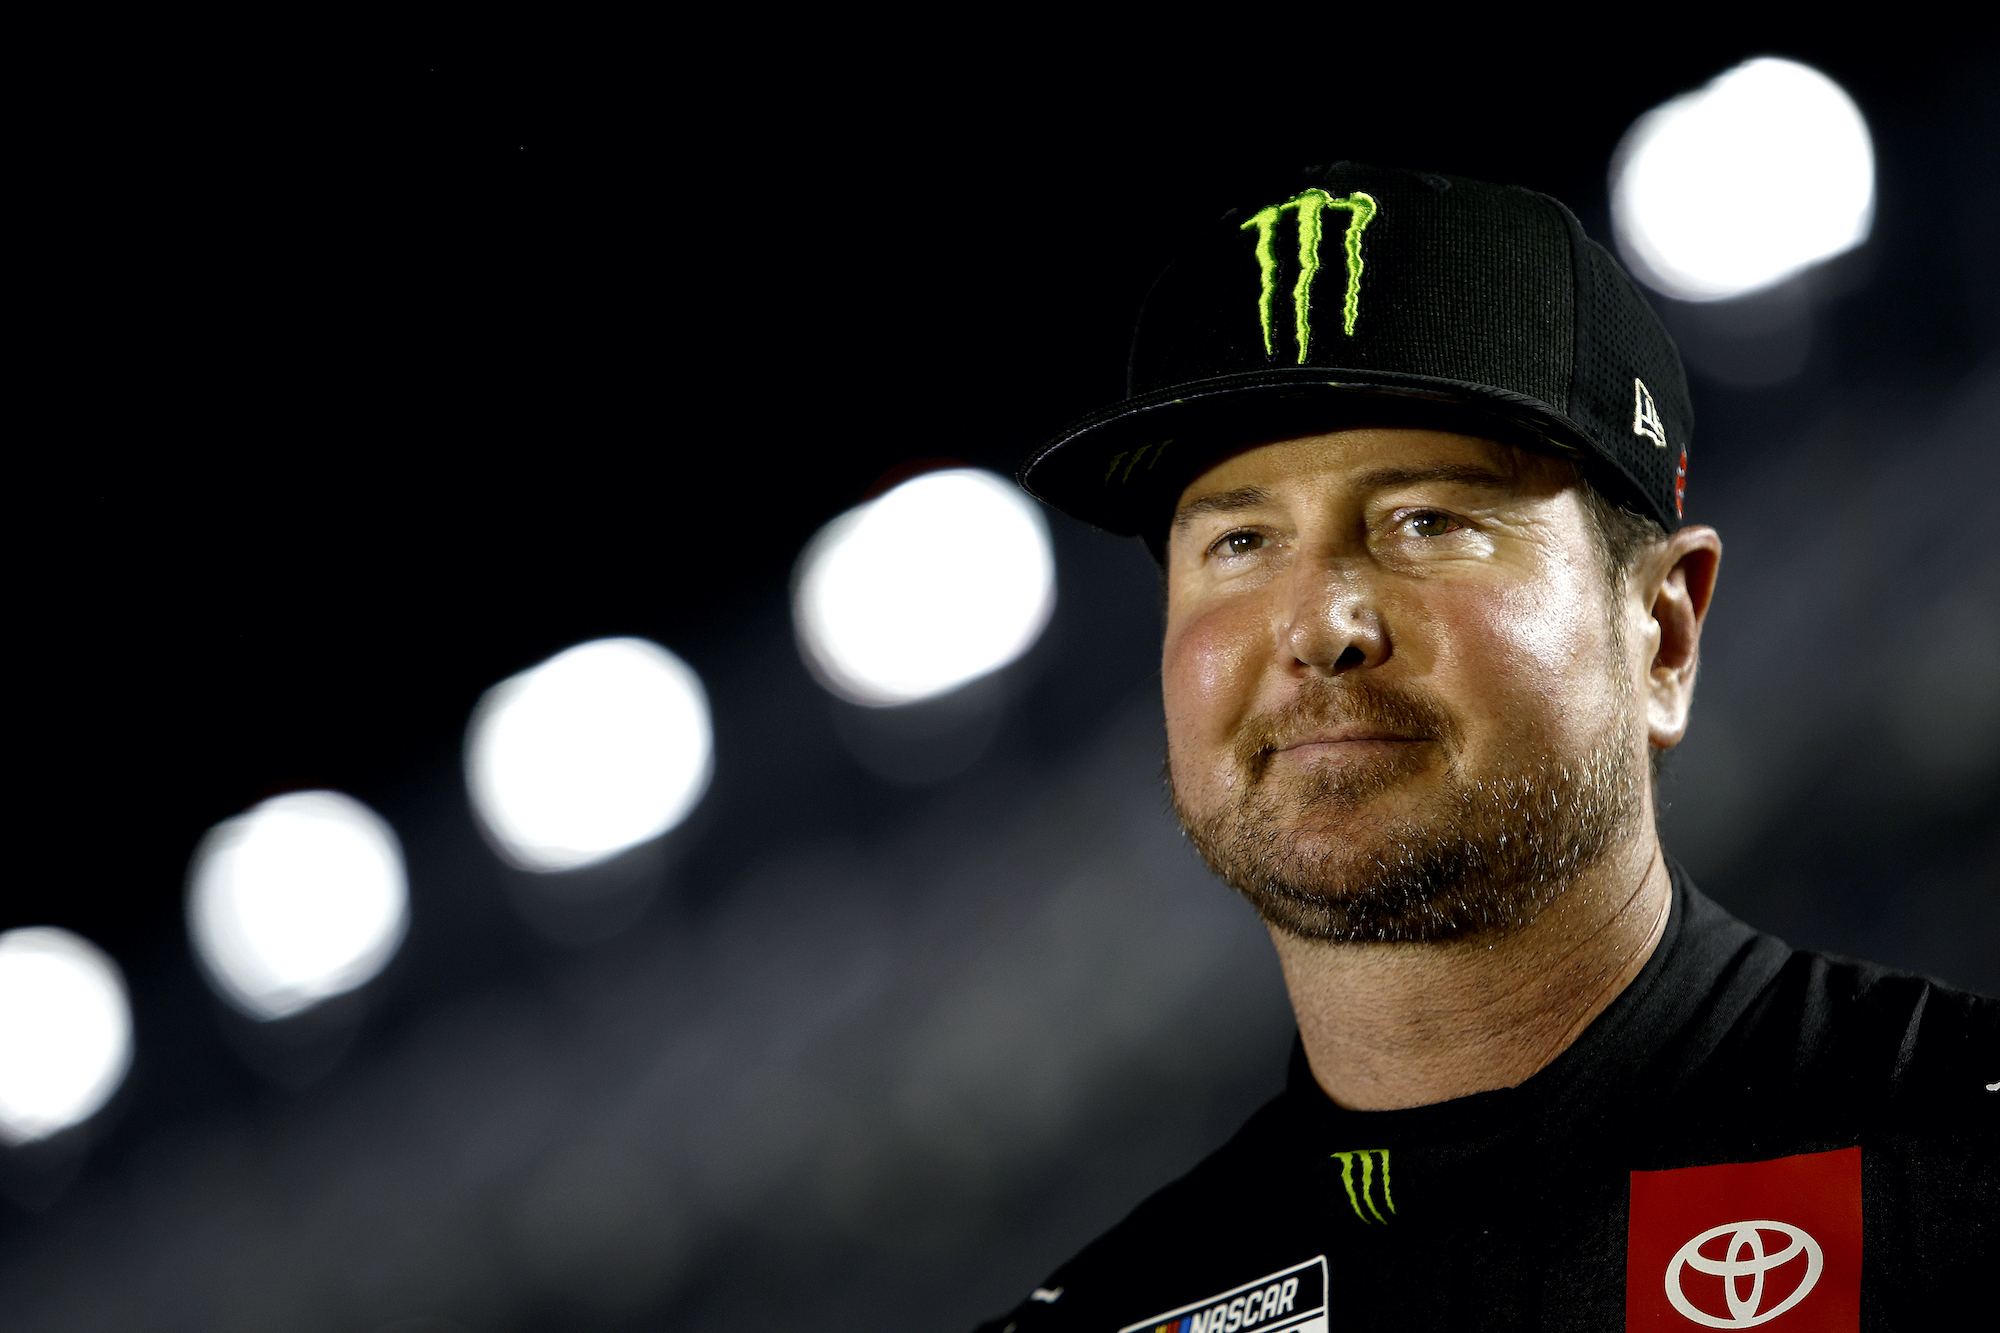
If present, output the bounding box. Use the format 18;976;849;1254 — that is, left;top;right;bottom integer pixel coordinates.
1612;57;1874;302
187;791;410;1021
793;468;1056;706
465;637;714;872
0;927;134;1145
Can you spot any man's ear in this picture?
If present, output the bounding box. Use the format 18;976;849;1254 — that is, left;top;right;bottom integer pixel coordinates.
1643;525;1722;750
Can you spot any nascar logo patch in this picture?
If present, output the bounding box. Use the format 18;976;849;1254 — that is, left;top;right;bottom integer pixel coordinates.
1119;1256;1328;1333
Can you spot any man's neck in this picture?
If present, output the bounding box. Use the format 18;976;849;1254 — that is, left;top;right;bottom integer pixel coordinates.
1269;838;1673;1112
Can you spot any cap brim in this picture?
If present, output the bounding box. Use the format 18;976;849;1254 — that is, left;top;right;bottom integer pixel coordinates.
1017;368;1640;539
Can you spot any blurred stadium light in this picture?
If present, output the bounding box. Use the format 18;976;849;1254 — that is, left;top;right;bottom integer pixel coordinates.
185;791;410;1021
0;928;133;1145
793;468;1056;706
465;637;714;872
1612;58;1874;301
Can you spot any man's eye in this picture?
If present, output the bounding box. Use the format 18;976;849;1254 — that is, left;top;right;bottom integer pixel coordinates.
1216;531;1267;556
1408;511;1458;538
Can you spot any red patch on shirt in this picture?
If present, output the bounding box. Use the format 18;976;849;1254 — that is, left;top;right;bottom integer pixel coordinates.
1627;1147;1860;1330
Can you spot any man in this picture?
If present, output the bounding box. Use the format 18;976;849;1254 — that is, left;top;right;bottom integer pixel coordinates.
979;164;1994;1330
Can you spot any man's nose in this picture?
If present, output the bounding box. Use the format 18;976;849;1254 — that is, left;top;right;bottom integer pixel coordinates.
1280;560;1389;675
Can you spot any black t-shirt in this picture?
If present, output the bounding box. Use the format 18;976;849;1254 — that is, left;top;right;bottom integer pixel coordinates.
976;869;1996;1331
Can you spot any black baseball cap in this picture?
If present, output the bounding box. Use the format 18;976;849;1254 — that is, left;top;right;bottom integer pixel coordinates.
1017;162;1692;546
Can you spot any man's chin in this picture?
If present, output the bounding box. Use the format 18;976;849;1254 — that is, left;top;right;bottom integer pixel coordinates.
1261;737;1440;797
1198;824;1557;944
1174;734;1644;944
1219;813;1453;912
1253;768;1446;833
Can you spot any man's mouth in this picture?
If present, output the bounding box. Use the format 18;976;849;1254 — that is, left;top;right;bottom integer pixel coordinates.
1271;728;1427;756
1253;730;1435;784
1234;681;1461;784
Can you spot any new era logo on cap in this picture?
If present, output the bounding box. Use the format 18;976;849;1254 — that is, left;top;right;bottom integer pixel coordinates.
1634;379;1668;448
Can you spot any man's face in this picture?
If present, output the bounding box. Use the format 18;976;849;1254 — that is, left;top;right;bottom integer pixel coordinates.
1163;428;1650;942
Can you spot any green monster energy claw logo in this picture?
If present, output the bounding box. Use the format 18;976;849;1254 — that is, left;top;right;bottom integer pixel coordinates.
1331;1149;1395;1224
1240;189;1378;362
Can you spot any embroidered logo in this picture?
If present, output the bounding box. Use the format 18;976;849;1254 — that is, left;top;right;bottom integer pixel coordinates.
1330;1148;1394;1224
1103;438;1171;486
1626;1147;1860;1331
1633;378;1668;448
1120;1255;1329;1333
1675;447;1687;518
1240;190;1378;363
1665;1222;1823;1327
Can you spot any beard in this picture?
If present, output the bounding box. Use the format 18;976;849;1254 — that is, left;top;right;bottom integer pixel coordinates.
1171;675;1645;943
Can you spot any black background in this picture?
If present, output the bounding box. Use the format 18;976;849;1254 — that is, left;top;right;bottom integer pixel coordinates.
23;32;1993;957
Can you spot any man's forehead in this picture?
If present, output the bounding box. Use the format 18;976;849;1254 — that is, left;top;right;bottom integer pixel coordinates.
1173;428;1537;518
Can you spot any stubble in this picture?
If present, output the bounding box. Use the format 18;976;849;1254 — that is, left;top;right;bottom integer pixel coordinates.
1171;675;1645;943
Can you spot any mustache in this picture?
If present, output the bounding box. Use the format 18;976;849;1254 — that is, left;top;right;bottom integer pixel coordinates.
1235;676;1463;782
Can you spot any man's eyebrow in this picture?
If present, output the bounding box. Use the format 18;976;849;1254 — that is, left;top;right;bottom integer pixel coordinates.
1173;485;1275;529
1351;463;1518;492
1172;464;1521;529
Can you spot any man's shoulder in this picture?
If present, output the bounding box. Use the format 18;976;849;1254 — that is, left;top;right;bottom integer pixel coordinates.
1615;879;1994;1129
973;1094;1315;1333
1714;946;1997;1110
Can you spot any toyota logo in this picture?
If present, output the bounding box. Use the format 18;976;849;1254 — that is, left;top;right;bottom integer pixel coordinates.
1664;1220;1823;1327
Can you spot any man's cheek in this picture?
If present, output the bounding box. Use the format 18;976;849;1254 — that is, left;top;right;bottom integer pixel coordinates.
1164;609;1262;755
1422;578;1603;733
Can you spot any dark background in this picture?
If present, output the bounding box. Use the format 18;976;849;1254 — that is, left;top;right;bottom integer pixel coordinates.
6;30;1995;1332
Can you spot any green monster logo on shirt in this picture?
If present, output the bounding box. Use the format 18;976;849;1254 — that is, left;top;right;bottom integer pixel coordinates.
1239;189;1378;363
1330;1149;1395;1224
